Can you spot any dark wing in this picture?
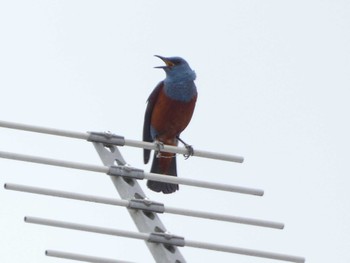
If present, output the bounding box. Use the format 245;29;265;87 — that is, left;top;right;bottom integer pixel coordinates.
143;81;163;164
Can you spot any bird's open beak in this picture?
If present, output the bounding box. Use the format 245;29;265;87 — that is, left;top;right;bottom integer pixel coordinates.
154;55;175;69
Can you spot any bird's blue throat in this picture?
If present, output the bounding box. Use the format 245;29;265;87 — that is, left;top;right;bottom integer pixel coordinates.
164;70;197;102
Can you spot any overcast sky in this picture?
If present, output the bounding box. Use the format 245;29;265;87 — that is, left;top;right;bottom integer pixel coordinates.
1;1;350;262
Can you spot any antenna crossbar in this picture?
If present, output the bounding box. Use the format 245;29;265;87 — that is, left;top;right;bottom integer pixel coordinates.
25;216;305;263
5;183;282;229
0;120;243;163
45;250;135;263
0;150;262;195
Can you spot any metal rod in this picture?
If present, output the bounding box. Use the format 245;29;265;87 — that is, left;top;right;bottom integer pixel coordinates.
0;120;88;140
0;119;243;163
0;150;107;173
4;183;129;207
25;216;149;240
26;217;304;263
45;250;135;263
145;171;263;196
5;183;281;229
164;206;284;229
124;138;244;163
185;240;305;263
0;150;262;195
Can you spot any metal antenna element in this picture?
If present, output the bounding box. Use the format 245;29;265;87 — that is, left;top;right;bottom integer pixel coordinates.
4;183;283;229
26;216;305;263
0;120;243;163
0;150;263;195
45;250;135;263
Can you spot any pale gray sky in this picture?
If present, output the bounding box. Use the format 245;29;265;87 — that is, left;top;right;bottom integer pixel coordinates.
1;1;350;262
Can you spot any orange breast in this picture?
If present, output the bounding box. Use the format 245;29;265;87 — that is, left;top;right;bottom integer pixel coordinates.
151;89;197;145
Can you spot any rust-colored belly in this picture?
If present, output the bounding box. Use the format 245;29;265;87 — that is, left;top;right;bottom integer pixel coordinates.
151;90;197;145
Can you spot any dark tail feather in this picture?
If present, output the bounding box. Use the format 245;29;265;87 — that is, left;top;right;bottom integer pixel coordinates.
147;153;178;194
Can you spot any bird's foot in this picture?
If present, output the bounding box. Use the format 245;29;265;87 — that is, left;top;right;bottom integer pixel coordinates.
183;144;194;160
154;140;164;158
177;136;194;160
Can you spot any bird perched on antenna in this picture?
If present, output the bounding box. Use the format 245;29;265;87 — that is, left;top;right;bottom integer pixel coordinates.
143;55;198;194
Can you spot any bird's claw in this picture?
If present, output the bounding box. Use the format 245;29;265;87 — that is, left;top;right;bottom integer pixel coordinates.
176;136;194;160
154;140;164;151
184;144;194;160
154;140;164;158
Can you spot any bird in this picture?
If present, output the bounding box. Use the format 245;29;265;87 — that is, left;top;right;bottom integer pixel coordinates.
143;55;198;194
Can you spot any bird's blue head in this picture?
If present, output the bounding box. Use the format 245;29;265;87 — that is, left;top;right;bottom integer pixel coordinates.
154;55;196;82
